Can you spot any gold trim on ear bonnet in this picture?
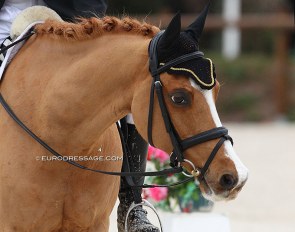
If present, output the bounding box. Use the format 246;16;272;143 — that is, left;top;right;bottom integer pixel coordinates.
160;57;216;90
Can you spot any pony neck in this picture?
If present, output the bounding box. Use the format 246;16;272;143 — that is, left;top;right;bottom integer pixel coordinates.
48;34;151;151
2;33;151;153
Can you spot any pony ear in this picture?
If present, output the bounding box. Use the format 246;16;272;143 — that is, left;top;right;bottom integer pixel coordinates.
158;12;181;50
185;1;211;43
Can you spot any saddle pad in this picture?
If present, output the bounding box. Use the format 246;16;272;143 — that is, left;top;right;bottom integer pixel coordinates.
0;21;43;81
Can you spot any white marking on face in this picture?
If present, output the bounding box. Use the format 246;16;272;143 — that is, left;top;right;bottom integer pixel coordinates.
189;79;248;192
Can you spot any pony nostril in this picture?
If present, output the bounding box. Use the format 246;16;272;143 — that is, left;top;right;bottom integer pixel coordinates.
219;174;237;190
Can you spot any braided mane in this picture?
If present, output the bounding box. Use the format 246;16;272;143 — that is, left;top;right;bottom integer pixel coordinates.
35;16;160;40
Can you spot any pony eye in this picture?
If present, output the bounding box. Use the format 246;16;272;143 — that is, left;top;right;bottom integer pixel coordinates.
171;95;185;104
170;91;190;105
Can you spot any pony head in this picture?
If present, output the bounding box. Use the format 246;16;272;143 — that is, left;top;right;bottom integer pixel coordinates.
132;3;248;201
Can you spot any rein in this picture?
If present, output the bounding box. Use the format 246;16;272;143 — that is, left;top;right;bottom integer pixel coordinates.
0;94;183;179
0;29;184;186
0;31;35;55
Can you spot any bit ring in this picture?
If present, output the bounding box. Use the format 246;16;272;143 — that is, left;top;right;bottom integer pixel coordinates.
181;159;200;178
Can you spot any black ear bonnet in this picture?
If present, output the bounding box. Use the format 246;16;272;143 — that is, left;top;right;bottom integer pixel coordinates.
155;2;216;90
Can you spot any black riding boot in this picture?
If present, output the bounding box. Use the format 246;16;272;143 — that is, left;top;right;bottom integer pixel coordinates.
117;123;159;232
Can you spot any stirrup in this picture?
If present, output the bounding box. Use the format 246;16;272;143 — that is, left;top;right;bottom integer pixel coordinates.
124;199;163;232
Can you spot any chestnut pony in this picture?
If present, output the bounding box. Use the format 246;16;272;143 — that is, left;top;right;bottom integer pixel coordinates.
0;9;248;232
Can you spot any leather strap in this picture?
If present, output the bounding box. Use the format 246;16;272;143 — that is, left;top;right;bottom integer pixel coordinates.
148;32;184;164
181;127;232;150
0;31;35;55
147;82;155;146
0;93;183;178
156;51;204;75
198;137;227;180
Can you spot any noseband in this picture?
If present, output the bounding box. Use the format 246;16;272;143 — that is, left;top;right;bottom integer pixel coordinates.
147;31;233;180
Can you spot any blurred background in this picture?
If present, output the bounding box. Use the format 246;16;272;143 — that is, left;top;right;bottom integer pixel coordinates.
107;1;294;232
107;0;294;122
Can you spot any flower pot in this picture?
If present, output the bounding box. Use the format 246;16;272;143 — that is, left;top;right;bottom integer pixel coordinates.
178;194;214;213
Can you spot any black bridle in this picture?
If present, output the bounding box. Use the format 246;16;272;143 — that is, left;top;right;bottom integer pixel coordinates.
0;29;233;187
147;31;233;180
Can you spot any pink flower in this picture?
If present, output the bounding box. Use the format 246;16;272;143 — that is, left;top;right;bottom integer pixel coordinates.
147;146;157;161
153;149;169;163
148;187;168;202
148;146;169;163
